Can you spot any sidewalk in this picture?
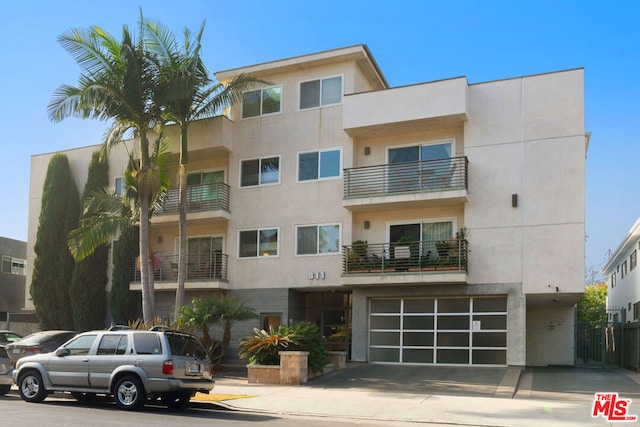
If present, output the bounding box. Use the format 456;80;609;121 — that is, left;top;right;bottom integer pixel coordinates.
195;364;640;426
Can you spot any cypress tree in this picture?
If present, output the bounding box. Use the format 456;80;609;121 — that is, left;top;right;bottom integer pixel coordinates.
31;153;80;330
70;151;109;331
110;225;140;324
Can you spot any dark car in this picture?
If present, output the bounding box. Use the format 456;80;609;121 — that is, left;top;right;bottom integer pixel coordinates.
0;330;23;346
0;345;12;395
5;330;76;366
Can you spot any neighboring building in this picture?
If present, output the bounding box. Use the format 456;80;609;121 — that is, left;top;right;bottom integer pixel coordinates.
26;45;587;367
603;217;640;321
1;237;27;318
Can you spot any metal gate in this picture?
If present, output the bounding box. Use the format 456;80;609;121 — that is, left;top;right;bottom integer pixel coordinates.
575;308;624;367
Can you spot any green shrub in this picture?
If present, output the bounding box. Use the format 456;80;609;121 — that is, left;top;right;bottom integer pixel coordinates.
239;321;328;374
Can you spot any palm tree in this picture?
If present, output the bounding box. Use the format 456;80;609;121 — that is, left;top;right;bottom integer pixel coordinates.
144;19;265;316
176;294;257;365
215;295;258;364
48;18;162;322
176;296;218;348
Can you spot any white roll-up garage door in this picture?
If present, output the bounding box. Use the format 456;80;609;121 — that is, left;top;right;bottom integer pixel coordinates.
369;297;507;365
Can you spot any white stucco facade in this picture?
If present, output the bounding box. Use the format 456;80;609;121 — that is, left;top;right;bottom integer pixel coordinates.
26;45;586;366
603;217;640;318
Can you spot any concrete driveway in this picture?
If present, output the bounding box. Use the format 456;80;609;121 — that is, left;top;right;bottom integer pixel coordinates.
307;363;640;400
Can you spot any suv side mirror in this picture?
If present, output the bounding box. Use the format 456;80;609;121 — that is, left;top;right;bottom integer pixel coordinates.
55;348;70;357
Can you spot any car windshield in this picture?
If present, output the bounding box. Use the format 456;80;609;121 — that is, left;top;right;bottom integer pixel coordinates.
166;332;208;359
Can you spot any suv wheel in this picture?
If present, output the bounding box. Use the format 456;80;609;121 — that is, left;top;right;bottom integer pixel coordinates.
114;376;146;411
18;370;47;403
0;385;11;396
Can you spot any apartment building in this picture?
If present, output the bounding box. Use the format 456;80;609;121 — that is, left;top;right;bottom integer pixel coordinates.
603;217;640;319
26;45;587;366
1;237;27;318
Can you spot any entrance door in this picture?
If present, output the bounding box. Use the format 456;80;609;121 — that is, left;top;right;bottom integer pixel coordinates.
388;142;453;192
187;170;224;209
187;236;223;279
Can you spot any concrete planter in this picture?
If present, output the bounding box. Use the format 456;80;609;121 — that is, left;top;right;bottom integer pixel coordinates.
246;364;280;384
246;350;347;385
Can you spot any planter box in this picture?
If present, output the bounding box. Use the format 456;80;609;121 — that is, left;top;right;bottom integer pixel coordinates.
246;351;310;385
247;364;280;384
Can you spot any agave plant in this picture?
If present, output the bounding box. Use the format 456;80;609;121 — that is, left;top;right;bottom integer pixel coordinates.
238;326;295;366
238;321;328;374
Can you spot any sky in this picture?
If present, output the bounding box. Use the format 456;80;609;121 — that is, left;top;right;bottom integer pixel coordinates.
0;0;638;278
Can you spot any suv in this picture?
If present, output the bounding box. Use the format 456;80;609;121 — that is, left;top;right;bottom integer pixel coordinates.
0;345;12;395
12;328;213;410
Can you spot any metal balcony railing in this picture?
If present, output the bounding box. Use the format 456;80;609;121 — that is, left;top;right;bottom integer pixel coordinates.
133;252;228;282
157;182;230;215
343;156;468;199
342;239;468;274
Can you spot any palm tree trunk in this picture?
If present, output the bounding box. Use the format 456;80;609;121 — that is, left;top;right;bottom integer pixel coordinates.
138;132;155;322
139;197;153;322
175;126;189;318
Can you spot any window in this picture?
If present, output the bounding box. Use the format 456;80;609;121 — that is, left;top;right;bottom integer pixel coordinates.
166;332;207;359
297;224;340;255
239;228;279;258
611;272;616;288
115;177;124;196
242;86;282;118
298;148;341;181
241;157;280;187
97;334;128;355
634;302;640;321
64;334;98;356
261;313;282;331
133;332;162;355
631;250;637;271
622;261;628;278
300;76;342;109
2;256;26;275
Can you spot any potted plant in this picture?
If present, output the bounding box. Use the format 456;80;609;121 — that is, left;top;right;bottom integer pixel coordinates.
238;321;328;384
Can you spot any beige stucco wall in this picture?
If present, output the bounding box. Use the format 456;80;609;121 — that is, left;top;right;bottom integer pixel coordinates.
26;142;134;309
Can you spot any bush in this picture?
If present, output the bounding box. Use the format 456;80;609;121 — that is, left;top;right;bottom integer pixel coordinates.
239;321;328;374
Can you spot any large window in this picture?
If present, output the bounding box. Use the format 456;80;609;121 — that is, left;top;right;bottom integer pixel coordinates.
297;224;340;255
239;228;279;258
387;141;454;191
114;177;124;196
242;86;282;118
622;261;628;279
298;148;341;182
2;256;26;275
631;250;637;271
241;157;280;187
300;76;342;109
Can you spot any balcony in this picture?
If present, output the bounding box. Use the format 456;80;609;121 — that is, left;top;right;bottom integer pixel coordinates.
343;77;468;138
153;182;231;225
130;253;229;291
341;239;468;286
343;157;468;211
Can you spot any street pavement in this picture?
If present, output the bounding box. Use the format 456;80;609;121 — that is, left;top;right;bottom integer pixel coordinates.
199;363;640;426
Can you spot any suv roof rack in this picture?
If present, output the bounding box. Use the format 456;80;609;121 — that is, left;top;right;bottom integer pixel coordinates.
149;325;172;331
108;325;132;331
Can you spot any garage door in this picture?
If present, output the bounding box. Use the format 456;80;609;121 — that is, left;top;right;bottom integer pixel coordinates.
369;297;507;365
